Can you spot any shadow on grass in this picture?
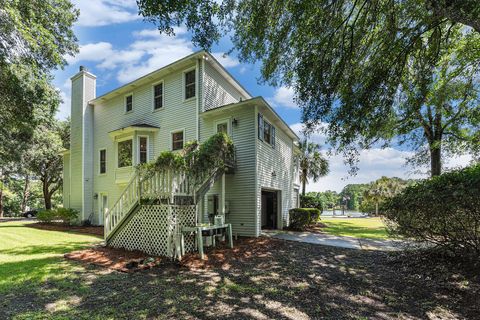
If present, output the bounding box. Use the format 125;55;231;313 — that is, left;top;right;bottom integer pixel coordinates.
1;239;478;319
1;242;96;256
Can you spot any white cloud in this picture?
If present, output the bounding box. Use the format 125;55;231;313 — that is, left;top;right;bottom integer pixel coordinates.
290;122;474;192
65;28;195;84
66;42;114;64
72;0;139;27
56;88;71;120
212;52;240;68
271;86;297;109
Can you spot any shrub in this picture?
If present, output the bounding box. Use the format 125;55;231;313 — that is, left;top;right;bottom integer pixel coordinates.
37;209;56;223
55;208;79;225
37;208;79;225
382;165;480;258
289;208;321;231
300;194;324;212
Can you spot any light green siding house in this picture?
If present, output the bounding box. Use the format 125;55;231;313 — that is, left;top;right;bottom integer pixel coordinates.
63;51;300;250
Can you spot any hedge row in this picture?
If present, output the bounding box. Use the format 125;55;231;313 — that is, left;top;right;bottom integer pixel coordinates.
289;208;321;231
37;208;79;225
382;165;480;258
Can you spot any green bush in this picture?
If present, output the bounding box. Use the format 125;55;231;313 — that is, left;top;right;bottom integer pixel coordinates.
37;208;79;225
382;165;480;258
289;208;321;231
37;210;56;223
300;194;324;212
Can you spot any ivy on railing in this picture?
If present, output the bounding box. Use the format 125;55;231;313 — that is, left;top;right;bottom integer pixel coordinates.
137;132;235;189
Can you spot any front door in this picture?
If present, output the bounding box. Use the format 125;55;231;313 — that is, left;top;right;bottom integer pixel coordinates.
261;190;278;229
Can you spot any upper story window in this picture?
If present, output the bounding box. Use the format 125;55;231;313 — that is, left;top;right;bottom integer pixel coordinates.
217;122;228;134
99;149;107;174
153;82;163;110
184;69;196;100
258;113;276;148
138;136;148;164
172;130;184;151
118;139;133;168
125;94;133;113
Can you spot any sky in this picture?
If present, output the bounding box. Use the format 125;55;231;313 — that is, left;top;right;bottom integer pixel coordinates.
54;0;472;192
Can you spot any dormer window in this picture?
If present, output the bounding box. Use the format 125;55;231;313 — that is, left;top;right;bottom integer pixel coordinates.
184;69;196;100
153;82;163;110
125;94;133;113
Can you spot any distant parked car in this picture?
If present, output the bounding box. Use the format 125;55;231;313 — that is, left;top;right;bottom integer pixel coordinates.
22;209;39;218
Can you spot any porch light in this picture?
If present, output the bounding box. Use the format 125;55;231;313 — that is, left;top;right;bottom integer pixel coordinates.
272;171;277;178
94;193;99;200
232;118;238;126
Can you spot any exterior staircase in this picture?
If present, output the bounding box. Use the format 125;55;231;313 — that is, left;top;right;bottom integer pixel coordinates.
104;162;234;244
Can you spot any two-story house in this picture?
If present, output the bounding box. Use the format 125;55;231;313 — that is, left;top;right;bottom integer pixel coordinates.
62;51;300;253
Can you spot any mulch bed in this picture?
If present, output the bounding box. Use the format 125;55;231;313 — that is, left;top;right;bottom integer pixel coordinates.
64;237;282;272
28;223;104;236
65;246;164;273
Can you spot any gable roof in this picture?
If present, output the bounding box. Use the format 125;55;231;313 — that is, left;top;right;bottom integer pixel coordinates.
89;50;251;105
203;97;300;142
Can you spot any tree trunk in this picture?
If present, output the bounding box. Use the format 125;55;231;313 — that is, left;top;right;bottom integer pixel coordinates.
20;175;30;212
301;169;307;196
43;179;52;210
0;187;3;218
430;145;442;176
44;192;52;210
375;202;379;216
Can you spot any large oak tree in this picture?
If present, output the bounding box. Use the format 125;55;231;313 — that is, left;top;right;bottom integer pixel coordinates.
137;0;480;175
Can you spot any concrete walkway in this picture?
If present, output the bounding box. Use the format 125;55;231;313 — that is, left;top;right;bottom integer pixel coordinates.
263;230;404;251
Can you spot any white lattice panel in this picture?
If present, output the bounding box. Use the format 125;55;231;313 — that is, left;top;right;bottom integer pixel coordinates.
109;204;196;257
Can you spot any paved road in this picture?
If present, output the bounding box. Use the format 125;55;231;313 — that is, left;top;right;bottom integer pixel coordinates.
263;230;404;251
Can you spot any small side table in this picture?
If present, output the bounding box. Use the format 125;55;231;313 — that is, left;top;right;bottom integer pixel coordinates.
181;224;233;259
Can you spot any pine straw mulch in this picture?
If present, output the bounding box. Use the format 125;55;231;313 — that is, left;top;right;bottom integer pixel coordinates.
64;237;283;273
28;222;104;236
64;245;165;273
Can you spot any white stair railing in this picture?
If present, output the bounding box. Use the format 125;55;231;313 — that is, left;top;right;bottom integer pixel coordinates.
104;172;140;238
105;169;192;240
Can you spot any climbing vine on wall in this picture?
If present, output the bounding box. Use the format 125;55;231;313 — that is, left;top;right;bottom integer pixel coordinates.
137;133;234;188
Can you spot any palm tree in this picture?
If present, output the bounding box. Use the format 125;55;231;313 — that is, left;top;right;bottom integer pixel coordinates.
298;140;329;196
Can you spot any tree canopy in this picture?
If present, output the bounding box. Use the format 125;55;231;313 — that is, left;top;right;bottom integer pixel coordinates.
138;0;480;173
0;0;78;165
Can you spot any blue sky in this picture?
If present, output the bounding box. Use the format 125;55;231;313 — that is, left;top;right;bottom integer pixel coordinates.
54;0;471;192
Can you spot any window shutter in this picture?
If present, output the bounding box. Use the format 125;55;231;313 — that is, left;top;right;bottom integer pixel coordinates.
258;113;264;141
271;126;276;148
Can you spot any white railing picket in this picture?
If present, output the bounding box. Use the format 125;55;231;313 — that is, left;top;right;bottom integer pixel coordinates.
105;169;192;240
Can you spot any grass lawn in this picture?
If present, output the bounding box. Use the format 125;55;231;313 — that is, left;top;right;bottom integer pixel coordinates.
0;221;102;294
1;220;478;319
320;217;389;239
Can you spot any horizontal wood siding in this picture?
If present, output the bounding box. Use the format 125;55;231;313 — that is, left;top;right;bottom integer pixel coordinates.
256;112;296;232
199;106;257;236
91;62;197;225
203;62;243;111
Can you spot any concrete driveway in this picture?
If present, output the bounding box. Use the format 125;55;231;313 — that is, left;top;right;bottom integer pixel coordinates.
263;229;404;251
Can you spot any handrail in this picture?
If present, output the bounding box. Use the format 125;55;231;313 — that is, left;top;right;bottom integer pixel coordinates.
104;170;140;238
105;149;235;240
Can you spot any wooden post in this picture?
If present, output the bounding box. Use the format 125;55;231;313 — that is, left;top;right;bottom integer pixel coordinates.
221;173;226;215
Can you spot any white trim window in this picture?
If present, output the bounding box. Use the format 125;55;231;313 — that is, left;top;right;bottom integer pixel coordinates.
125;94;133;113
117;139;133;168
153;82;163;110
258;113;276;147
184;69;196;100
215;119;230;135
171;130;184;151
138;136;149;164
99;149;107;174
